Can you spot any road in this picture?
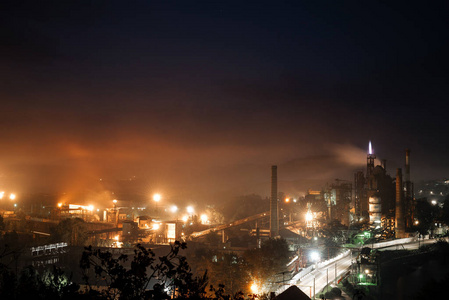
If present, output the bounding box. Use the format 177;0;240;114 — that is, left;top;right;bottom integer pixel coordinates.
278;250;353;299
279;237;445;299
377;236;447;251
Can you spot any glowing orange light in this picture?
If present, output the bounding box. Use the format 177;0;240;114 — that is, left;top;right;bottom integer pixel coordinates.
250;283;259;294
153;193;161;202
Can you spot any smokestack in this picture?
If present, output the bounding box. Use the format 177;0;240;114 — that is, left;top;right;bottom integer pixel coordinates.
381;159;387;171
405;149;410;183
366;141;376;188
270;165;279;237
395;168;405;238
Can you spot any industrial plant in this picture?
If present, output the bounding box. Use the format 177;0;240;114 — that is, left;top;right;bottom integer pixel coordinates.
1;141;448;300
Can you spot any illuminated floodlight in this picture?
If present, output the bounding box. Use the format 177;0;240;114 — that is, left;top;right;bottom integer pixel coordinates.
310;251;320;262
431;200;437;205
250;283;259;294
0;191;4;199
305;212;313;222
285;198;290;203
293;198;297;203
153;193;161;202
9;193;16;200
170;205;178;213
58;203;63;208
200;214;208;224
359;274;364;279
181;215;189;222
186;206;194;214
87;205;94;211
153;223;160;230
113;199;118;204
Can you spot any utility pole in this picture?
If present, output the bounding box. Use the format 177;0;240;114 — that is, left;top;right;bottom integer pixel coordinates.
335;262;337;284
313;277;316;300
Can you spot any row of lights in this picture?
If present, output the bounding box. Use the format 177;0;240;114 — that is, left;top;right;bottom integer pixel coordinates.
151;194;210;224
0;191;16;200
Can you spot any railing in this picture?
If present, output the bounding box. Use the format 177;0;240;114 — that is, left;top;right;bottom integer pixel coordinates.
31;242;68;256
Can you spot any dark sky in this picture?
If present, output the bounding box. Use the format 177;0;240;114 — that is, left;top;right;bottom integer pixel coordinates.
1;1;448;205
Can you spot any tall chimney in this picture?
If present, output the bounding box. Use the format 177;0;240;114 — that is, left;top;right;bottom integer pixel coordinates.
395;168;405;238
270;165;279;237
405;149;411;183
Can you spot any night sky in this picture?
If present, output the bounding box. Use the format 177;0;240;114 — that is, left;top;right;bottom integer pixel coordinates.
1;1;448;205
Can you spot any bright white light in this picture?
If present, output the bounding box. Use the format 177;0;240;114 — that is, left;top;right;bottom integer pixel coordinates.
9;193;16;200
369;141;373;155
431;200;437;205
153;193;161;202
181;215;189;222
170;205;178;213
113;199;118;204
87;205;94;211
187;206;194;214
0;191;4;199
153;223;160;230
310;251;320;262
200;214;208;224
293;198;297;203
305;212;313;222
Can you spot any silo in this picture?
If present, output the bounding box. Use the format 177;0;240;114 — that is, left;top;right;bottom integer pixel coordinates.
369;196;382;225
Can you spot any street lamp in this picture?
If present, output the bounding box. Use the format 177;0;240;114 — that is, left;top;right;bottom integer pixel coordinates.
186;206;194;215
310;251;320;263
153;194;162;216
170;205;178;213
153;193;161;202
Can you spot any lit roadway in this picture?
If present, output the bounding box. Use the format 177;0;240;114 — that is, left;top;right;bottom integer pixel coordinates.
284;251;353;299
283;237;445;299
376;237;447;251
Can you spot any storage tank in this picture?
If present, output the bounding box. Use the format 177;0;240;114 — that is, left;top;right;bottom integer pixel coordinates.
369;196;382;225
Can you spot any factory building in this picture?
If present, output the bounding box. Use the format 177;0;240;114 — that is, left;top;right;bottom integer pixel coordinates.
354;142;414;235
